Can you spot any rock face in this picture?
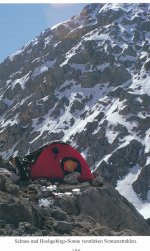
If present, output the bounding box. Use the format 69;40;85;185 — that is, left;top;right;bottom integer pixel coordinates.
0;191;39;226
132;165;150;200
0;173;150;236
76;187;150;235
0;3;150;218
0;175;41;227
95;139;143;186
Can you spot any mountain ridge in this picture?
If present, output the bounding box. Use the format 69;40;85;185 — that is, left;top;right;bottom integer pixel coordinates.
0;3;150;219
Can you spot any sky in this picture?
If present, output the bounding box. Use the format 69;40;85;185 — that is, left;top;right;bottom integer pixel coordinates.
0;3;87;63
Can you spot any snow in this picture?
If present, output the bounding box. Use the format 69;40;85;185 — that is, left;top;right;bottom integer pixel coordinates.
52;3;99;33
116;164;141;207
55;81;111;108
8;49;23;61
38;95;49;103
136;97;143;103
70;63;86;73
116;164;150;219
118;135;136;149
63;106;100;142
0;141;19;160
70;18;85;31
129;67;150;96
145;31;150;39
44;35;53;48
11;72;31;90
5;80;11;87
139;203;150;219
85;32;110;42
71;4;99;27
3;98;14;107
101;99;139;137
147;190;150;200
119;54;137;62
105;128;119;144
99;3;148;14
60;41;83;67
80;148;89;160
52;82;112;142
144;128;150;154
31;57;42;64
92;153;112;172
139;51;148;60
31;37;39;47
33;60;56;78
30;108;58;143
88;4;100;19
51;19;71;30
19;94;33;106
39;198;54;207
27;81;112;144
20;124;29;129
64;62;110;75
146;157;150;166
0;114;18;128
8;37;37;61
1;1;150;220
96;63;110;71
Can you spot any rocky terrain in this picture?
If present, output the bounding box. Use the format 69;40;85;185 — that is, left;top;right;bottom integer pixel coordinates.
0;3;150;219
0;168;150;236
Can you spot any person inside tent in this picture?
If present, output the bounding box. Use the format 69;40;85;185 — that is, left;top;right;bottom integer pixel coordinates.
61;158;81;176
52;147;81;176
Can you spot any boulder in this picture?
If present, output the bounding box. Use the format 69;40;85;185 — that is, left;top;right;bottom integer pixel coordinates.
64;172;80;185
76;186;150;235
92;175;104;187
0;174;20;196
53;221;73;233
51;208;69;221
54;196;78;216
0;191;41;227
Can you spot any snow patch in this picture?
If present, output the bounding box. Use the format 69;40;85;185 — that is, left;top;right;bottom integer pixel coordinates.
0;141;19;160
33;60;56;78
8;49;23;61
105;129;119;144
3;98;14;107
44;35;53;48
85;32;110;42
129;73;150;96
80;148;89;159
11;72;31;90
116;164;150;219
60;41;83;66
144;128;150;154
0;114;19;128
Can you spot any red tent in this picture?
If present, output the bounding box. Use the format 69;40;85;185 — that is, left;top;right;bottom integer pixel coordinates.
29;142;93;182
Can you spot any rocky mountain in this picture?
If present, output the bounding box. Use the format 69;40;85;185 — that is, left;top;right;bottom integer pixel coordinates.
0;173;150;236
0;3;150;219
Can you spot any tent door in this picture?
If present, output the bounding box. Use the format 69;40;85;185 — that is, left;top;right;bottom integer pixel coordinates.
61;157;81;175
